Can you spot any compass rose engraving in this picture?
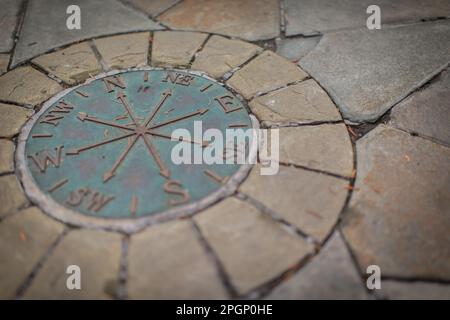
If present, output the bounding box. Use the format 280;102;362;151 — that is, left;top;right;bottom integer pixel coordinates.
19;69;254;228
66;90;209;182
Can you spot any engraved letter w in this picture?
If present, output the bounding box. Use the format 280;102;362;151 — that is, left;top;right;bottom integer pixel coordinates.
28;145;64;173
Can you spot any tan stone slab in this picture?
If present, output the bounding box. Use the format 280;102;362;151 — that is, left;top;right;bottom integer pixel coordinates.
0;139;14;173
191;35;261;78
0;175;29;218
127;0;180;17
151;31;207;67
159;0;280;41
195;197;313;294
0;54;9;75
239;165;348;241
343;126;450;279
24;229;122;299
128;220;227;299
0;103;32;138
274;124;353;177
267;232;370;299
227;51;308;99
32;42;102;85
249;79;342;125
0;67;62;106
0;207;65;299
94;32;150;69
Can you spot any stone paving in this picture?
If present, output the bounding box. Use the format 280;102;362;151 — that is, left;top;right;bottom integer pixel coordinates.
0;0;449;300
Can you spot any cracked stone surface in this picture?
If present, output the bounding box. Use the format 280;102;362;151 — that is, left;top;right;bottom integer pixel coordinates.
23;229;122;299
151;31;207;67
0;175;29;218
267;232;370;299
0;54;9;74
0;103;32;138
0;139;15;174
0;0;22;52
276;124;354;177
300;20;450;122
128;220;228;299
227;50;308;99
32;42;102;85
284;0;450;36
276;37;321;62
240;165;348;242
343;126;450;280
191;35;261;79
159;0;280;41
12;0;162;67
390;69;450;146
94;32;150;70
0;67;62;106
126;0;180;17
375;281;450;300
249;79;342;126
195;197;313;295
0;207;65;299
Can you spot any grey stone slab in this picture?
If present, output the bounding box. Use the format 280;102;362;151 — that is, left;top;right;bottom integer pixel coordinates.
12;0;162;67
128;220;228;299
284;0;450;36
159;0;280;41
267;231;370;299
375;281;450;300
0;0;22;52
390;69;450;146
276;36;321;62
300;21;450;122
195;197;313;295
240;165;349;242
343;126;450;280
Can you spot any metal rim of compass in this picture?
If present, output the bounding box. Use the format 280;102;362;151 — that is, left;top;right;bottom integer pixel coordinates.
16;67;259;234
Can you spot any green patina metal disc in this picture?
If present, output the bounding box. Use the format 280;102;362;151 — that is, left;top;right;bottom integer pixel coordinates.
18;69;255;230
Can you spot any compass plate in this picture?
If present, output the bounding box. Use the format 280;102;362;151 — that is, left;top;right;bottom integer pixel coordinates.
17;68;256;232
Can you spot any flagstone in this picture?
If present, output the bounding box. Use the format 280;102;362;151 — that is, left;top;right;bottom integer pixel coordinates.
343;126;450;279
195;197;314;294
300;20;450;122
159;0;280;41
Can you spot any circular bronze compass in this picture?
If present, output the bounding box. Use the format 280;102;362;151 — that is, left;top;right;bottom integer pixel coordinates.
17;69;256;232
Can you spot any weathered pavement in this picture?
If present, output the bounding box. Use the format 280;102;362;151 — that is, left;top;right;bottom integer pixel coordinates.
0;0;449;299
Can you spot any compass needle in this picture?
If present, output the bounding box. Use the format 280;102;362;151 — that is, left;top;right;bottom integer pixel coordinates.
146;130;208;147
142;134;170;178
80;114;135;131
149;108;209;130
143;89;172;127
103;135;139;183
117;92;139;125
66;132;135;155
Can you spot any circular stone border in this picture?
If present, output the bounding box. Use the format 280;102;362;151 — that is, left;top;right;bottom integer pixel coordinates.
0;30;357;299
16;67;259;234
